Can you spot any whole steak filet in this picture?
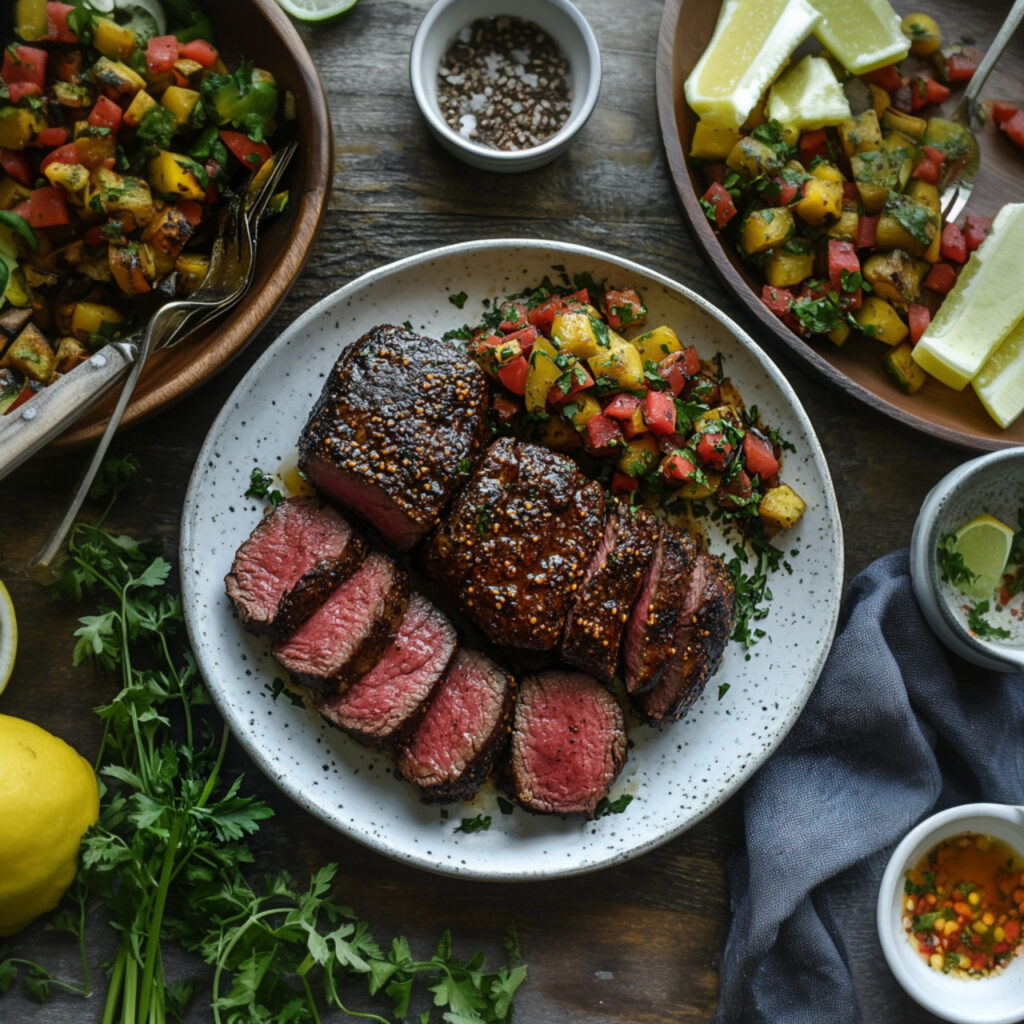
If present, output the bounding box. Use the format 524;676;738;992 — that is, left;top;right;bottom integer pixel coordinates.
298;325;491;550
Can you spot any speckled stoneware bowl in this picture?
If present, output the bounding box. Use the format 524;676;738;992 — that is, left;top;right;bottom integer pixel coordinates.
180;239;843;880
878;803;1024;1023
409;0;601;172
910;449;1024;673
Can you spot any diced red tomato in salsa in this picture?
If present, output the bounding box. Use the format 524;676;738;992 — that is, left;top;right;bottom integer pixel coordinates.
991;100;1020;125
19;186;69;228
797;129;828;167
761;284;794;317
701;181;737;229
88;95;123;133
546;361;593;405
604;287;647;329
146;35;180;76
0;149;31;186
1001;110;1024;149
908;304;931;345
742;432;779;479
2;45;47;93
218;130;272;168
661;451;698;483
36;125;68;147
964;215;992;251
716;470;752;510
603;392;641;421
179;38;219;68
856;214;879;250
584;413;623;455
924;261;958;294
946;53;978;82
696;431;733;471
45;3;77;43
862;65;903;92
496;356;528;395
642;389;676;436
610;472;638;495
940;222;967;263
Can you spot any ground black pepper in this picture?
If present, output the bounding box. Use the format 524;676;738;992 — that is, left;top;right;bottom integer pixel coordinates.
437;16;573;152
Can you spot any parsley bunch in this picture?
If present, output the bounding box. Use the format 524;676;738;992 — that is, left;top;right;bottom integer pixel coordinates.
0;460;525;1023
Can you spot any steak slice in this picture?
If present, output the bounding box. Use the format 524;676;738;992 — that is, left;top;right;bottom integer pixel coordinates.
622;525;697;695
224;497;367;637
423;437;605;651
634;553;736;723
507;670;627;818
561;505;663;683
298;324;491;550
272;553;408;692
396;649;514;802
317;594;457;747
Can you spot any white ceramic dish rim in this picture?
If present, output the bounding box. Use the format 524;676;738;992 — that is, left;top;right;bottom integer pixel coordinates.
409;0;601;165
877;802;1024;1024
180;237;844;880
910;449;1024;673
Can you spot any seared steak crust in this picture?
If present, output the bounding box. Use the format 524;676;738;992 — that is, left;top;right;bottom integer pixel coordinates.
225;497;367;637
622;526;697;695
561;505;663;683
507;670;627;817
298;325;491;550
424;437;605;651
634;553;736;722
272;553;408;693
317;594;457;747
396;649;514;802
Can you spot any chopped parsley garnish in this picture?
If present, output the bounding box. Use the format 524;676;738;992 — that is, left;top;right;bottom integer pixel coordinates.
718;683;731;700
454;814;492;833
885;191;936;248
791;294;843;335
245;467;283;505
476;508;492;537
967;601;1011;640
593;794;633;818
937;532;978;590
448;290;469;309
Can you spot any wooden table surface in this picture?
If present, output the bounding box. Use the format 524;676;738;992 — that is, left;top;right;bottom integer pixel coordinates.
0;1;986;1020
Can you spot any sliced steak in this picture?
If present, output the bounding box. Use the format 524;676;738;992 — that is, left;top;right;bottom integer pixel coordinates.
317;594;457;747
507;670;627;817
423;437;605;651
298;324;491;550
396;649;514;802
634;553;736;723
561;505;663;683
622;525;697;695
225;497;367;637
272;553;408;692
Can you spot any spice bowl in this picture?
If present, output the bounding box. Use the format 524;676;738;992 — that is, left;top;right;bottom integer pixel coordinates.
909;448;1024;673
409;0;601;172
877;803;1024;1023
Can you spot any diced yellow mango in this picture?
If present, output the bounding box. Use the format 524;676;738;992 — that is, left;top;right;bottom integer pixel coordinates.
92;17;137;59
741;207;795;255
70;302;125;342
617;435;660;478
794;178;842;226
524;335;561;415
124;89;157;127
854;296;909;345
564;393;602;429
550;311;602;358
161;86;200;126
631;325;681;364
147;150;205;201
759;484;807;531
765;249;814;288
586;341;645;391
690;121;741;161
0;107;44;150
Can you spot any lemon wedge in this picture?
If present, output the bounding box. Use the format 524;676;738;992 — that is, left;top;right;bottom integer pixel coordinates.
0;580;15;696
808;0;909;74
973;319;1024;429
913;204;1024;390
684;0;820;130
951;515;1016;601
766;55;851;130
273;0;358;22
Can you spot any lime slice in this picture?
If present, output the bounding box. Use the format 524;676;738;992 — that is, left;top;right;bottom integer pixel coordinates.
273;0;358;22
808;0;909;74
973;318;1024;428
0;580;16;695
913;203;1024;390
952;514;1015;600
766;55;851;130
684;0;820;130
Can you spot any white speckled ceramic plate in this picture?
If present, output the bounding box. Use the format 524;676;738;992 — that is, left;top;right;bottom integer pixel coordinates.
180;239;844;880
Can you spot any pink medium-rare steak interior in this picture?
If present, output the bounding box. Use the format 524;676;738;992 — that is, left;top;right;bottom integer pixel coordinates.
317;594;457;745
272;552;408;691
509;670;627;817
224;497;364;636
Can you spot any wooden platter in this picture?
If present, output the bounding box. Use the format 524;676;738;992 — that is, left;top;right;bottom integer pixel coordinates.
656;0;1024;450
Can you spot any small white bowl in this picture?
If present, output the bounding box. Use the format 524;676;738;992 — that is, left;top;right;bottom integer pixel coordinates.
409;0;601;172
877;803;1024;1024
910;449;1024;673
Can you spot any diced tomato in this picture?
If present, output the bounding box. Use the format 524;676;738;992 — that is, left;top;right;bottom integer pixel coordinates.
492;393;519;427
88;95;123;133
177;199;204;226
546;361;593;405
661;451;698;483
1001;109;1024;149
498;300;528;332
681;345;701;376
912;157;941;185
991;100;1020;125
0;149;31;186
178;38;219;68
922;145;946;165
701;181;737;230
146;35;181;76
83;224;109;246
36;125;69;148
3;380;38;414
856;214;879;250
603;392;641;421
924;78;951;105
22;186;69;228
658;351;688;396
742;432;779;479
684;372;720;407
496;356;528;395
761;283;794;317
642;389;676;436
765;174;799;207
584;414;623;455
924;261;958;294
527;288;589;335
604;287;647;329
946;53;978;82
908;304;931;345
827;239;860;292
1004;920;1021;943
8;81;41;103
798;129;828;168
696;431;733;471
499;325;537;358
1;45;47;93
716;469;753;510
610;471;638;495
218;129;272;169
841;181;859;202
52;47;81;83
964;215;993;251
940;222;967;263
40;141;79;172
45;2;77;42
862;64;904;92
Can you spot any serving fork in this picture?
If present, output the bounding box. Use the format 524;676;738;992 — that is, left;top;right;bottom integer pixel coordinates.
939;0;1024;224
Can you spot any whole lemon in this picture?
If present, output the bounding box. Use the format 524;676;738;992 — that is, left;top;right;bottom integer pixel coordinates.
0;715;99;936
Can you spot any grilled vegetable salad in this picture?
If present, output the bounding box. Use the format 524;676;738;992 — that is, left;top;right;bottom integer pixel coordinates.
0;0;289;416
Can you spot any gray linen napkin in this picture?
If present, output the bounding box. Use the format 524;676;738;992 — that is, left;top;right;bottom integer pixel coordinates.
713;549;1024;1024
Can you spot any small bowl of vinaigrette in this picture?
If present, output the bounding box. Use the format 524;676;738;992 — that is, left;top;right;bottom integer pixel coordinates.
878;803;1024;1023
